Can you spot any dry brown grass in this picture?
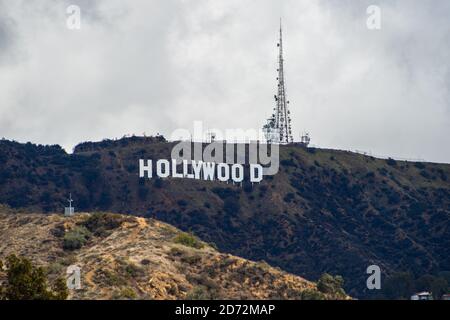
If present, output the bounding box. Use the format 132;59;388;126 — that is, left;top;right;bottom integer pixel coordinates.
0;210;343;300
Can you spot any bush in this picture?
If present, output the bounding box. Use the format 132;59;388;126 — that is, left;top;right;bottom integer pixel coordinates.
173;232;204;249
50;225;65;238
63;226;91;250
0;255;68;300
81;212;132;237
169;247;186;256
317;273;346;297
138;185;148;201
122;262;145;279
242;181;253;193
281;159;297;167
420;170;431;179
177;199;188;207
95;269;127;286
114;287;137;300
365;171;375;179
386;158;397;166
381;272;415;300
414;162;426;169
223;197;240;215
185;286;211;300
125;164;137;173
212;187;239;200
300;289;326;300
140;259;151;266
283;193;295;203
153;177;163;188
180;254;202;265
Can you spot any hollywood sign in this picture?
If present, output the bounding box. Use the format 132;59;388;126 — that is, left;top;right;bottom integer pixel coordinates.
139;159;263;183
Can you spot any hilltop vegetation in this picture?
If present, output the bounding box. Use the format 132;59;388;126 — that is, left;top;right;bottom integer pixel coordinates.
0;137;449;298
0;211;345;300
0;254;68;300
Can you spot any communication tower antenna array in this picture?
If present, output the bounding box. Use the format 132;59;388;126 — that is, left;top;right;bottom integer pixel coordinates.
263;19;294;144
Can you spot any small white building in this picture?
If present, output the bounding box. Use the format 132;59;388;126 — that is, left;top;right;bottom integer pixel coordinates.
411;292;433;300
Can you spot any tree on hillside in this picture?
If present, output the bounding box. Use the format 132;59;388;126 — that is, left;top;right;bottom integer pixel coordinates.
381;272;415;300
317;273;346;298
0;255;68;300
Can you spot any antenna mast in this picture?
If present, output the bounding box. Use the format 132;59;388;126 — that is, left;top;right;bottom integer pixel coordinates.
264;19;293;144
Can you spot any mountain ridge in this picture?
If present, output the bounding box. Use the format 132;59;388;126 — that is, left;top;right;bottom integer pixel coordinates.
0;137;449;298
0;210;345;300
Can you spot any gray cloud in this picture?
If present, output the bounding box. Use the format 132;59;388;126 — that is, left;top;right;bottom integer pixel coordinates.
0;0;449;163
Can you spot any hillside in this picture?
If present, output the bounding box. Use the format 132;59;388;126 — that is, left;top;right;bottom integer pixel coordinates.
0;137;449;298
0;210;340;300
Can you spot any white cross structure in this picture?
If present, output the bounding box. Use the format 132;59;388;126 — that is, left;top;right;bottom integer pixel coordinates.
64;193;75;217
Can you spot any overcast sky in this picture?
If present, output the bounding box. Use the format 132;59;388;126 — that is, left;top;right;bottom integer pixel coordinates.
0;0;449;163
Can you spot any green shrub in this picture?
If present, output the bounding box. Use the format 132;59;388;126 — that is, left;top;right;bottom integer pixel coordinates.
114;287;137;300
0;255;68;300
317;273;346;297
50;224;65;238
300;289;326;300
95;269;127;286
63;226;91;250
123;263;145;279
80;212;132;237
173;232;204;249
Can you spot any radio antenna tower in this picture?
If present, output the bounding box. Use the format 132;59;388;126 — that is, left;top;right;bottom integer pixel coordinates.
263;19;293;144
